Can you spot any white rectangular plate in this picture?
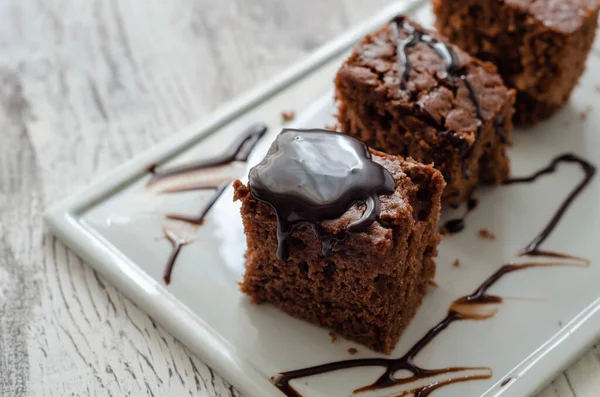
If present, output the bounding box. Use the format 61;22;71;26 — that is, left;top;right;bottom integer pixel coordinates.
45;2;600;397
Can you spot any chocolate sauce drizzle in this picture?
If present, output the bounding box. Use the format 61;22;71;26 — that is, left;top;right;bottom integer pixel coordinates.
248;129;396;260
272;152;596;396
151;123;267;283
505;153;596;260
274;262;581;397
442;198;478;234
149;123;267;183
391;15;484;179
162;229;189;285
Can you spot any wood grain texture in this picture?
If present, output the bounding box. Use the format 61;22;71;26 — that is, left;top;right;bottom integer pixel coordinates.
0;0;598;396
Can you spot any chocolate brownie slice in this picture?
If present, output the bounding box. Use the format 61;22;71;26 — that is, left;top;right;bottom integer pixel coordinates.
434;0;600;125
234;129;445;354
335;15;515;207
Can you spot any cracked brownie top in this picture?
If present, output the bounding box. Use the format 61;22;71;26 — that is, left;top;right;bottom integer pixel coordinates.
336;17;514;145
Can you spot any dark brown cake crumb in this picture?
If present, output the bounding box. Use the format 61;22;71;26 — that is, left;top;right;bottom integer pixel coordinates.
580;105;593;120
329;331;337;344
452;259;460;268
348;348;358;355
559;321;563;327
428;280;439;288
281;110;296;123
596;85;600;93
478;229;496;240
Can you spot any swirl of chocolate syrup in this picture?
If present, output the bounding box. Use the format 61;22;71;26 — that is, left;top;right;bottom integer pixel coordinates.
505;153;596;259
272;152;596;396
248;129;396;260
442;198;478;234
150;123;268;284
162;229;189;285
149;123;267;183
391;15;484;179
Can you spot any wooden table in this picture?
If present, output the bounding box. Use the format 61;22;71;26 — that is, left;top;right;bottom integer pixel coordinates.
2;0;599;396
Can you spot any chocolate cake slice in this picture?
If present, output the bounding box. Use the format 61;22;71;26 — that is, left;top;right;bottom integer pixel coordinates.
335;15;515;206
234;129;445;354
433;0;600;125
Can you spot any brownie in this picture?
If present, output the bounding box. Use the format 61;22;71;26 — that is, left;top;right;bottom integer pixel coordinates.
234;129;445;354
335;16;515;207
433;0;600;125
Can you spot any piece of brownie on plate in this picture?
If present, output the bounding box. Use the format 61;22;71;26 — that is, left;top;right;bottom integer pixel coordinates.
335;15;515;207
433;0;600;125
234;129;445;354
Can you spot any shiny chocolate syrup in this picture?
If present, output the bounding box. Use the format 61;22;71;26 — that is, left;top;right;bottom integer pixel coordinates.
392;15;485;179
248;129;396;260
151;123;267;283
504;153;596;261
442;197;478;234
162;230;189;285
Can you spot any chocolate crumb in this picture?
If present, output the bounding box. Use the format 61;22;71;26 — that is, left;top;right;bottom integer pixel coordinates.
478;229;496;240
428;279;438;288
324;123;339;131
348;348;358;355
439;227;448;236
559;321;563;327
329;331;337;344
452;259;460;268
281;110;296;123
580;105;593;120
596;85;600;93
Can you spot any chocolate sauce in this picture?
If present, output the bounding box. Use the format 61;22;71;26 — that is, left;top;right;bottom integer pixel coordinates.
392;16;484;179
248;129;395;260
162;230;189;285
166;182;230;225
495;115;508;144
504;154;596;259
442;198;478;234
148;123;267;183
151;124;267;283
392;16;460;87
274;262;577;397
460;76;484;179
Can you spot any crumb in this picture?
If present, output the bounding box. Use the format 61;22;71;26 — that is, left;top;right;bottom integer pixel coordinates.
329;331;337;344
428;279;438;288
501;376;519;387
452;259;460;268
580;104;593;120
559;321;563;327
478;229;496;240
281;110;295;123
348;348;358;355
439;227;448;236
324;123;339;131
596;85;600;92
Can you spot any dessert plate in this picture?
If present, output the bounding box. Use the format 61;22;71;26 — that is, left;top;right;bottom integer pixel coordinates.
45;1;600;396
